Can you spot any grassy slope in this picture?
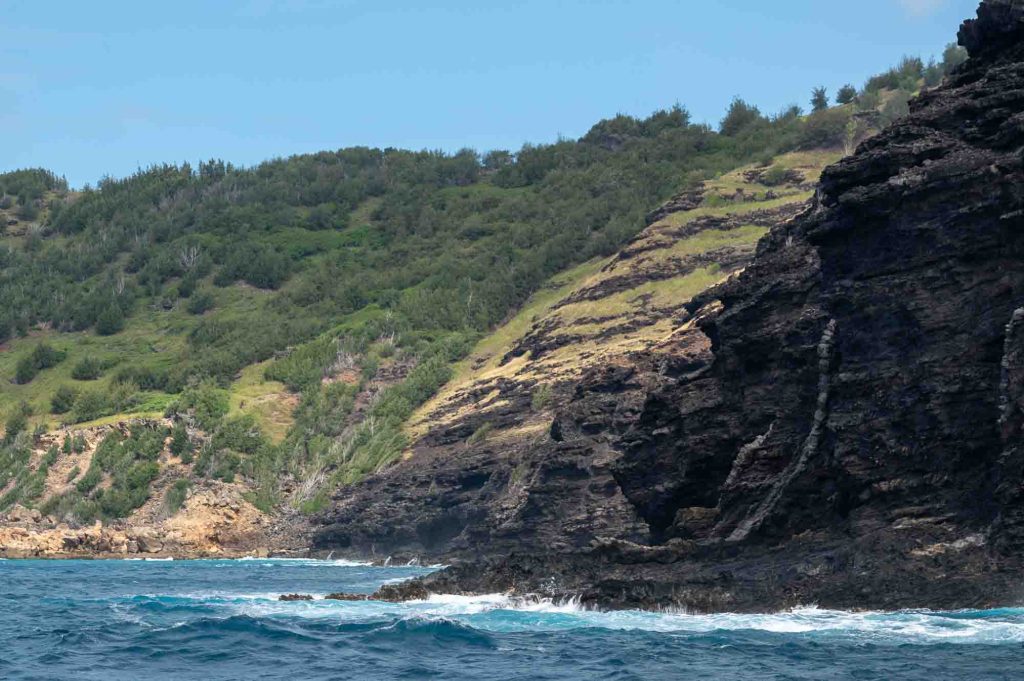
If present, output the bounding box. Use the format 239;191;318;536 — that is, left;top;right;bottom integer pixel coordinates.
0;283;291;431
0;186;384;436
408;150;841;440
0;150;839;475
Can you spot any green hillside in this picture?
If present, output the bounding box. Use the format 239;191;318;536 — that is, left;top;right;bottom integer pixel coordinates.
0;44;968;521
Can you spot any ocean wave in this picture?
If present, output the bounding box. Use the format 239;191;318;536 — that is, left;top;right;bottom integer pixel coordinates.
471;604;1024;643
119;590;1024;644
8;559;1022;681
234;557;374;567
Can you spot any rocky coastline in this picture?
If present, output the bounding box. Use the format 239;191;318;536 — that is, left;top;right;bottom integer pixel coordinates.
311;0;1024;612
0;493;309;560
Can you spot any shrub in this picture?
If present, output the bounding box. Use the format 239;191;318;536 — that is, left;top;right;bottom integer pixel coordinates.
360;356;379;381
14;356;36;384
193;444;214;477
857;89;881;111
168;381;229;429
211;415;266;457
71;390;110;423
40;445;59;469
880;91;912;127
212;452;241;482
178;274;197;299
215;245;292;290
97;461;159;517
264;336;338;391
169;422;192;457
33;343;66;369
14;342;66;384
113;365;169;391
109;380;141;414
16;200;39;221
66;465;80;483
165;479;190;513
2;406;29;445
761;166;790;187
531;384;553;411
51;386;78;414
76;467;102;494
71;356;108;380
123;424;166;461
467;422;493;445
95;305;125;336
186;291;214;315
799;108;851;149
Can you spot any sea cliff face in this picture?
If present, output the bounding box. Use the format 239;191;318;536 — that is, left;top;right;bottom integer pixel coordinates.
316;0;1024;610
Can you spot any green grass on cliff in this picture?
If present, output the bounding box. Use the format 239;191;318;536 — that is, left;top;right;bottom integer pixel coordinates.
408;149;840;438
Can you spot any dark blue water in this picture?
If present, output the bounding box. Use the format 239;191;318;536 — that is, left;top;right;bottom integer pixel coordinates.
1;559;1022;680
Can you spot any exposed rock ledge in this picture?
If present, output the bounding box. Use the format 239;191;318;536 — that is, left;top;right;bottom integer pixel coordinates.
0;488;308;560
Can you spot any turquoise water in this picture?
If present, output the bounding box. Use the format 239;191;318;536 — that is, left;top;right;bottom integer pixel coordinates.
1;559;1022;680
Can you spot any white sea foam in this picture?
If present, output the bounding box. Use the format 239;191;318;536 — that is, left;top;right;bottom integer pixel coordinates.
233;557;374;567
112;589;1024;643
275;597;1024;643
101;560;1024;645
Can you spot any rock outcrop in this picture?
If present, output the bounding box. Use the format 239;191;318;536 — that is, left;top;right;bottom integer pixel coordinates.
0;420;309;559
316;0;1024;611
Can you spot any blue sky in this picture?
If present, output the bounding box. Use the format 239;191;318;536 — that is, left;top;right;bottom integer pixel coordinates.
1;0;976;187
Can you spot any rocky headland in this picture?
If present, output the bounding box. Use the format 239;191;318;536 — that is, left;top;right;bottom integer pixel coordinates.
313;0;1024;611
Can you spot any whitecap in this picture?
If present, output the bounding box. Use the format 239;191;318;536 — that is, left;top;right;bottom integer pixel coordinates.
92;561;1024;645
234;557;375;567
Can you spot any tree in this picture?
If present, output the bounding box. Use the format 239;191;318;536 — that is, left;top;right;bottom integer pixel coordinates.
941;43;968;73
482;150;513;171
836;85;857;105
811;87;829;112
923;58;943;87
719;98;763;136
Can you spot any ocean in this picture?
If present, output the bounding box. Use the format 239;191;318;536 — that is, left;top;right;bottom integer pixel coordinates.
0;558;1021;680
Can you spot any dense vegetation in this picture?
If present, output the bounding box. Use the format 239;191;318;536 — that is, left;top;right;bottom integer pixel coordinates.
0;43;969;521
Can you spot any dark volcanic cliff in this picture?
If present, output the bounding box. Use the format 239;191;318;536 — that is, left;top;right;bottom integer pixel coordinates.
316;0;1024;611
